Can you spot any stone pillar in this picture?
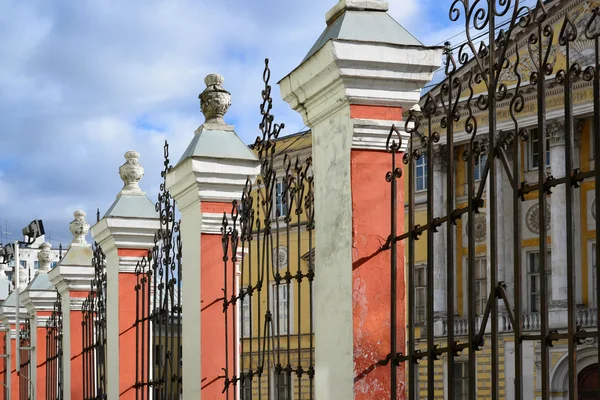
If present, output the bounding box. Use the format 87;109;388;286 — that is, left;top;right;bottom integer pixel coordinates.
432;145;447;327
48;211;95;400
166;73;260;399
21;242;58;400
279;1;441;398
91;151;159;400
548;119;568;327
0;260;30;399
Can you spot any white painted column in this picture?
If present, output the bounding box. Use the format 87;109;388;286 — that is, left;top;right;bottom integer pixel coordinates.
48;210;95;400
91;151;159;399
432;146;447;335
166;73;259;399
548;120;568;326
279;1;441;396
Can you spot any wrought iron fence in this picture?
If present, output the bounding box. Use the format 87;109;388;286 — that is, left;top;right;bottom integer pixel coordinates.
221;59;315;400
380;0;600;399
133;141;182;400
18;318;31;400
46;292;63;400
82;244;107;400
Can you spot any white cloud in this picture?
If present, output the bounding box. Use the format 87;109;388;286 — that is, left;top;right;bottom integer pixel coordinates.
0;0;448;245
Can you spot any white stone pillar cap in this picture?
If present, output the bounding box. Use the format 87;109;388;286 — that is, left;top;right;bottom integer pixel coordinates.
37;242;52;273
326;0;389;24
69;210;90;247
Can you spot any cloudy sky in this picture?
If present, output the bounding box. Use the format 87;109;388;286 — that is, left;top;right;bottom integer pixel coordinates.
0;0;464;247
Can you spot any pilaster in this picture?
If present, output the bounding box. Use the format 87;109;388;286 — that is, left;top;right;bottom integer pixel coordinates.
91;151;159;400
280;1;441;397
48;211;95;400
166;73;260;399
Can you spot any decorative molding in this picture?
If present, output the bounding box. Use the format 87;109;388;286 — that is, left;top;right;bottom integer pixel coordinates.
273;247;288;269
202;212;235;235
199;73;231;125
352;118;408;152
70;297;85;311
69;210;91;247
525;203;551;235
547;119;565;148
465;213;486;243
118;151;146;197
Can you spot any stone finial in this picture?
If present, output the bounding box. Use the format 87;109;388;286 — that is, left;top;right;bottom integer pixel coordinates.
69;210;90;246
119;151;145;196
37;242;53;273
199;73;231;124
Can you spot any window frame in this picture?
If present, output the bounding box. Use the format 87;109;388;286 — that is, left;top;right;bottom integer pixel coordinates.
240;288;251;339
414;264;426;324
270;282;293;336
415;155;427;193
271;368;293;400
474;152;487;182
453;361;469;400
526;250;552;313
528;128;551;171
273;179;289;220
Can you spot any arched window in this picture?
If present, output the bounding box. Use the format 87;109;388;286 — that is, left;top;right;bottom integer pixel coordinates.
579;364;600;400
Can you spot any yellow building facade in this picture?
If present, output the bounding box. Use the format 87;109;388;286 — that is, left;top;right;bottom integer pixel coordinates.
239;131;315;399
407;0;600;398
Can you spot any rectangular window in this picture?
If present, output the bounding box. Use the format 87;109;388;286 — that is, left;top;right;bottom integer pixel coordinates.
240;289;251;338
34;261;39;270
415;155;427;192
527;251;552;313
241;374;252;400
274;180;288;219
415;265;426;324
271;284;290;335
592;243;597;308
273;370;291;400
530;128;550;170
474;257;487;316
474;152;487;181
454;362;469;400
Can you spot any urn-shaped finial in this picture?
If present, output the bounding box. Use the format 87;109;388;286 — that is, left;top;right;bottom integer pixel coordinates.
119;151;145;196
70;210;90;246
199;73;231;124
37;242;53;273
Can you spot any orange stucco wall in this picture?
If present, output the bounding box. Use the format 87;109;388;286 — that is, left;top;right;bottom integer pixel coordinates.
119;271;138;398
351;149;406;399
350;105;403;121
9;328;17;400
201;228;236;398
71;291;88;400
36;310;51;400
0;330;5;400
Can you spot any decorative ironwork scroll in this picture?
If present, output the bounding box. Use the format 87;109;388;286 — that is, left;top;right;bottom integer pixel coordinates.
222;58;315;400
46;293;63;400
133;141;183;399
82;244;107;400
383;1;600;399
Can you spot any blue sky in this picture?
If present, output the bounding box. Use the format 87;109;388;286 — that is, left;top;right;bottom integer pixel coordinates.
0;0;462;247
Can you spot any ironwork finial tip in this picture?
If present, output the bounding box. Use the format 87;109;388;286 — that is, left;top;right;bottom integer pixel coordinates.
199;72;232;124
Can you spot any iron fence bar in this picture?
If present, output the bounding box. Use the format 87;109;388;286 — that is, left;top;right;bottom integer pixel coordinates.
425;99;436;400
534;14;552;400
444;46;457;400
388;126;400;400
559;15;578;400
405;117;417;400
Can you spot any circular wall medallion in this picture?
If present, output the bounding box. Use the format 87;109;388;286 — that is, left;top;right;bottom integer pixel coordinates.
273;247;288;269
473;214;486;242
525;203;551;234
